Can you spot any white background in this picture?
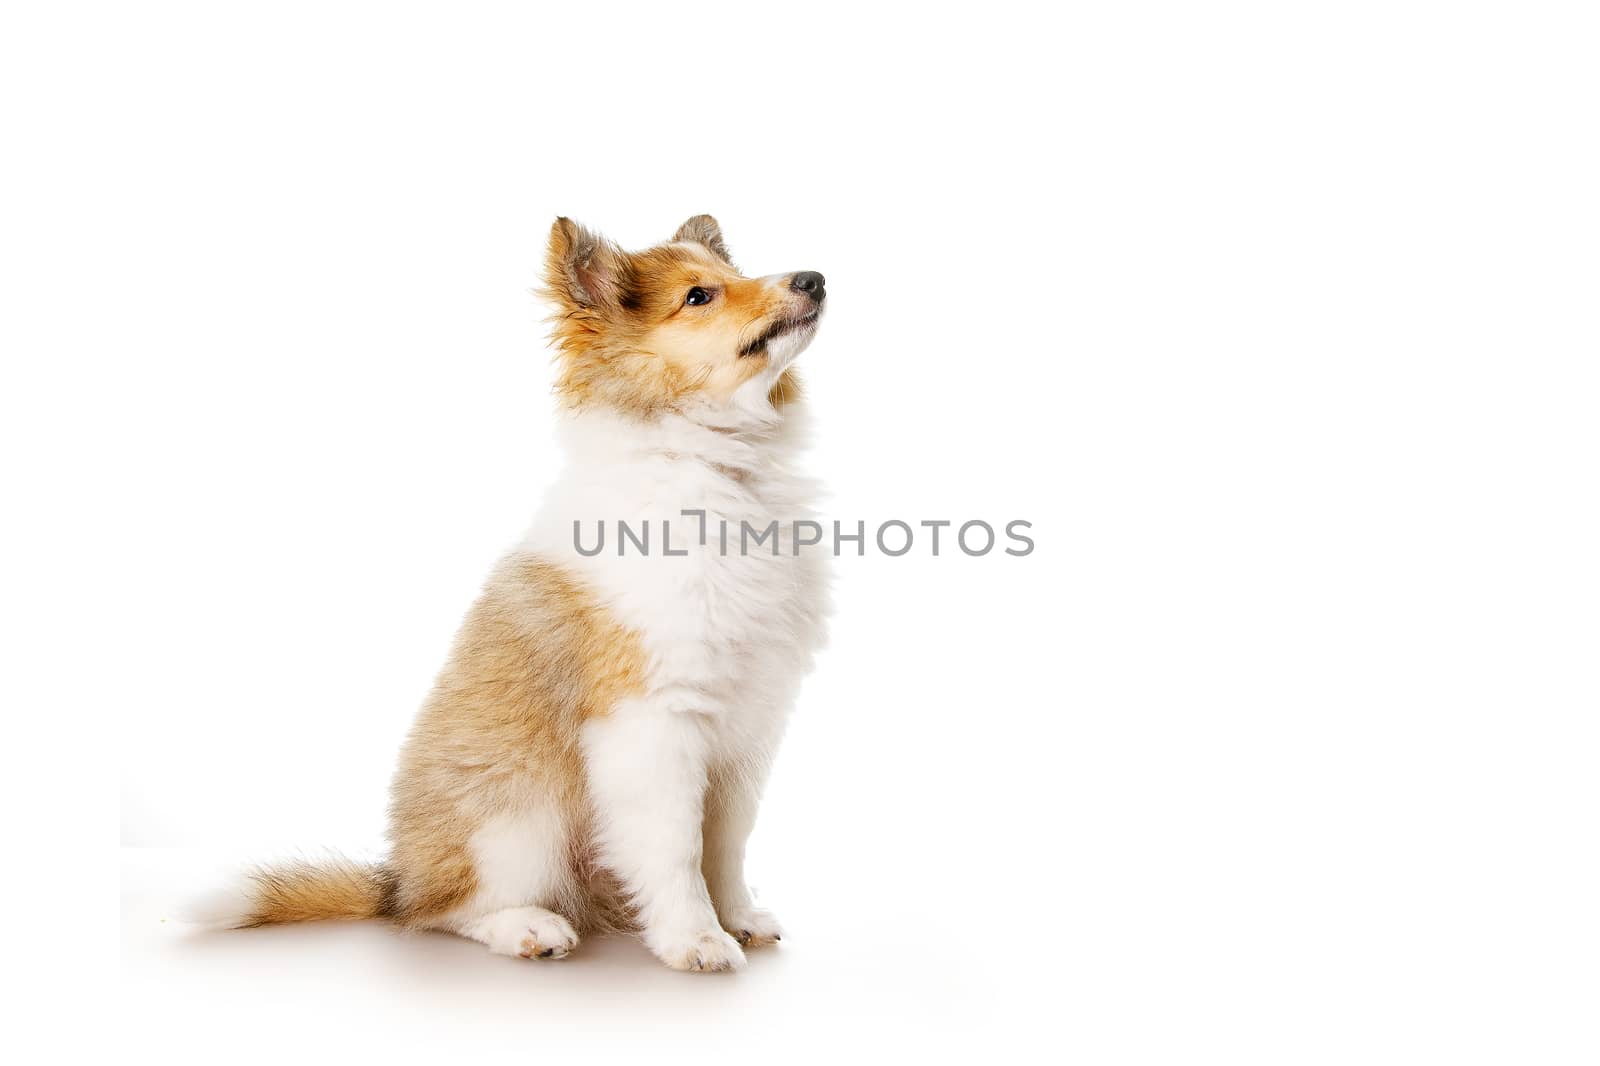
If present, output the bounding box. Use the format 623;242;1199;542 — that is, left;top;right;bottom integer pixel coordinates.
4;1;1596;1062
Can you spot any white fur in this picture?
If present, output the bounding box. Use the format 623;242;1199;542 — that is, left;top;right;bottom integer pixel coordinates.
459;905;580;959
501;375;830;969
457;806;576;915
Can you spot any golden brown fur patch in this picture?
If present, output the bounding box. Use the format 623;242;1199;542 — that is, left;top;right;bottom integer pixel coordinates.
543;217;810;417
234;555;647;931
239;858;383;927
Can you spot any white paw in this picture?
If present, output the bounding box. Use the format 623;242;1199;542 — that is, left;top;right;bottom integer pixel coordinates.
470;906;580;960
653;927;748;973
516;911;580;959
722;908;783;948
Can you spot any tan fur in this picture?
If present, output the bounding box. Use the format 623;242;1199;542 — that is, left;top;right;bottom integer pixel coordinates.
238;555;647;931
240;858;383;927
768;368;803;410
674;213;733;264
543;217;811;416
233;215;814;942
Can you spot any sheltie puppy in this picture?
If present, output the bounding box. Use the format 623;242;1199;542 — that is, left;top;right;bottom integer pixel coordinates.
211;216;830;973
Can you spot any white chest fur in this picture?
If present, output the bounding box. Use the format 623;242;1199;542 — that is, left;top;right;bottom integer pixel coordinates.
521;408;830;733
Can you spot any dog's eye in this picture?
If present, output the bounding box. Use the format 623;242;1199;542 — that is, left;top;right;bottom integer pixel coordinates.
685;286;712;306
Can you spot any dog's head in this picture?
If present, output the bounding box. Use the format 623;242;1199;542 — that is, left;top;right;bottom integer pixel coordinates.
543;215;824;422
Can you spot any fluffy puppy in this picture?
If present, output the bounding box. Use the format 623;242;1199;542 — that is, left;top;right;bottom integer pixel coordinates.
215;216;830;973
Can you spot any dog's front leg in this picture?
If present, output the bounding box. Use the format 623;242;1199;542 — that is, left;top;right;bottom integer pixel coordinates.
703;763;784;948
582;696;746;972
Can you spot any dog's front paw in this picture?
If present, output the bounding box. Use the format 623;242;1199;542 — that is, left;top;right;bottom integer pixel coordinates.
652;928;748;973
722;908;783;948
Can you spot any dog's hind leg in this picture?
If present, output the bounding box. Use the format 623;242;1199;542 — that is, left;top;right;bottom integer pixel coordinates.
456;904;579;959
437;801;583;960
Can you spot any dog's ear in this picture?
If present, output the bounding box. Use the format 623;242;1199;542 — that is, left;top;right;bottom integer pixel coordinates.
546;217;625;309
674;214;733;265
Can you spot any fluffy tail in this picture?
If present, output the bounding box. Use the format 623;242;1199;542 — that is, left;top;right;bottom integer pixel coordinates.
189;857;385;929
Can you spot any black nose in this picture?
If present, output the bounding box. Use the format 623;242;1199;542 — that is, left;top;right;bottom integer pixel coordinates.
790;271;826;302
